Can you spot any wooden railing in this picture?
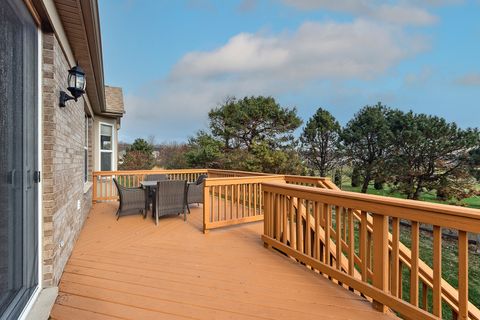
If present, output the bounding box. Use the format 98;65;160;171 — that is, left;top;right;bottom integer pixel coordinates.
201;174;333;232
92;168;479;318
314;176;480;319
92;169;208;202
284;175;333;188
207;169;270;178
202;175;285;232
262;182;480;320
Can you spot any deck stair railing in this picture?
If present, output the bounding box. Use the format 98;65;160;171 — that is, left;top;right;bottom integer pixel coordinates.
262;181;480;320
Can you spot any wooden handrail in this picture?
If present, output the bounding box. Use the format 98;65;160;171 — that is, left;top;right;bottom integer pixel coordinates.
264;183;480;233
262;182;480;320
93;168;208;176
204;175;285;186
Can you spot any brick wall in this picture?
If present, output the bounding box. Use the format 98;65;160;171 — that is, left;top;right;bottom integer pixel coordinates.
42;32;93;287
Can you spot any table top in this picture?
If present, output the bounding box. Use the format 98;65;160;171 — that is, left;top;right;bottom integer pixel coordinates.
141;180;194;188
140;181;158;187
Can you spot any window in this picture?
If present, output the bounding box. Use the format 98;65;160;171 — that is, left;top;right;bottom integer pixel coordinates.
84;116;88;182
100;123;113;171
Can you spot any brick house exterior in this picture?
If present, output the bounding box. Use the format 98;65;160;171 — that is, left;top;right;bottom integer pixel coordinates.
0;0;123;319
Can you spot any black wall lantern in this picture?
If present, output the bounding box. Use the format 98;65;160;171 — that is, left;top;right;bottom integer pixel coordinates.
59;65;86;107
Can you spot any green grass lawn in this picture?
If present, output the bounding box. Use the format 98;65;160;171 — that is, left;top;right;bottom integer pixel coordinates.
340;183;480;209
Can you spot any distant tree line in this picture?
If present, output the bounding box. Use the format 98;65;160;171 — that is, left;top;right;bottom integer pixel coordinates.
301;103;479;200
120;96;480;203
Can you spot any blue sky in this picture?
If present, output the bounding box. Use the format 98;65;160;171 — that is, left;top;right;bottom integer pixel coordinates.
99;0;480;143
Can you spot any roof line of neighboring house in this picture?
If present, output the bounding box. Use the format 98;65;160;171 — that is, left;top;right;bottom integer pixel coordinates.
31;0;123;119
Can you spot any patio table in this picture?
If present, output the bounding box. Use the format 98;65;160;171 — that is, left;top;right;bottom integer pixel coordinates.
140;181;158;217
141;180;191;218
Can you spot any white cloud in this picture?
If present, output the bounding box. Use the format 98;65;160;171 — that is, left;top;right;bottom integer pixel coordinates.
173;19;427;82
280;0;437;26
403;67;434;87
237;0;258;13
120;19;429;142
455;73;480;86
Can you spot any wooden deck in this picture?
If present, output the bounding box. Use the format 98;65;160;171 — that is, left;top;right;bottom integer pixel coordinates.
50;203;396;320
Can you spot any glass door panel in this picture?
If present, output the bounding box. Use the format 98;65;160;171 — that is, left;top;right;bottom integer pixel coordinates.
0;0;38;318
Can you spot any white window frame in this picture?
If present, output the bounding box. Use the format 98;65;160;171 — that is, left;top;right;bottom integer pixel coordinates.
98;122;114;171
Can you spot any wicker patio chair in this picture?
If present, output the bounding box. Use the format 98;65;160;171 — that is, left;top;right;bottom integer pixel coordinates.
155;180;187;226
144;174;168;205
186;174;207;213
144;174;168;181
113;178;146;220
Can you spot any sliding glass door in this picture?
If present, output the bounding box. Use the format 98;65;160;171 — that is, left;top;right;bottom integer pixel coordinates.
0;0;39;318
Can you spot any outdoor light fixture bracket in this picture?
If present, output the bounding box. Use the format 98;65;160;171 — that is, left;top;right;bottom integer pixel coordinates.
59;65;86;107
59;91;78;107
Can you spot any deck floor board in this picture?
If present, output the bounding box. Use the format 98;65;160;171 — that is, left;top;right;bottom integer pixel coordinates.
51;203;396;320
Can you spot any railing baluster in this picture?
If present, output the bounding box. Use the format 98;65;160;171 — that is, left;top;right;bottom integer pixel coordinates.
242;184;246;218
391;217;400;297
275;194;281;241
360;211;368;282
422;282;428;311
348;208;354;277
248;184;252;216
210;186;214;223
305;200;312;257
217;186;222;221
411;221;420;307
433;225;442;317
399;261;403;299
336;206;342;270
282;195;288;245
253;184;257;215
224;184;227;219
290;197;296;250
231;185;235;219
458;230;469;320
264;191;270;237
372;213;388;313
296;198;303;253
236;184;240;218
325;204;331;266
314;201;320;260
367;230;372;276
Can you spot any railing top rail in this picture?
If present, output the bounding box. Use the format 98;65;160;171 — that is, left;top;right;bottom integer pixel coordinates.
206;169;271;176
204;175;286;186
93;169;208;176
263;182;480;233
284;175;331;182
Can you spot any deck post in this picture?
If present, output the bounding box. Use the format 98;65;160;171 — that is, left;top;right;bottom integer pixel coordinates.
92;173;97;204
372;214;388;313
203;184;210;233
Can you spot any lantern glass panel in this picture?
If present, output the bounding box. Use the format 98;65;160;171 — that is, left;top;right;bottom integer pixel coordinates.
67;72;76;88
76;74;85;91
